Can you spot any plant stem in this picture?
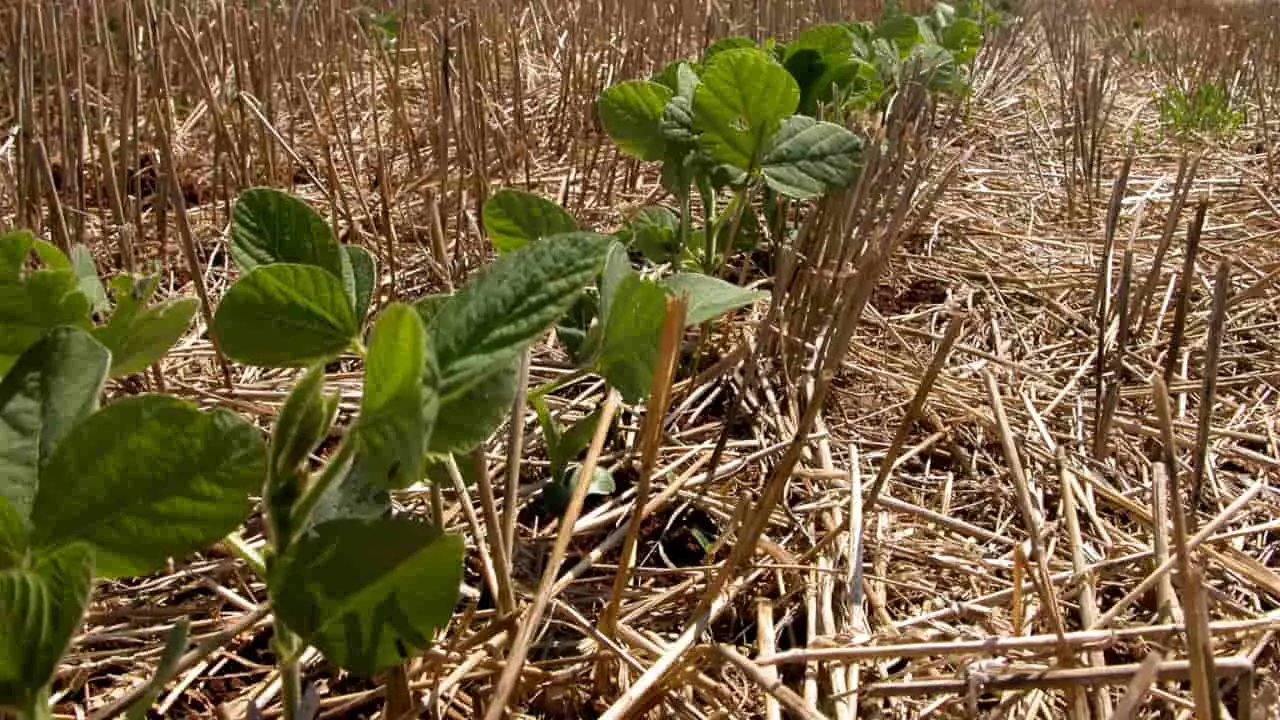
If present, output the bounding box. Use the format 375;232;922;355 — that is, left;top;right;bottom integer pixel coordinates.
223;530;268;579
675;188;692;261
287;438;357;546
280;648;302;720
717;183;751;279
528;367;590;402
19;686;51;720
698;180;717;274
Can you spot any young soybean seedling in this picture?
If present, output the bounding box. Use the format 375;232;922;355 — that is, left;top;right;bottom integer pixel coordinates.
598;5;988;274
0;229;199;382
0;326;266;720
210;187;614;718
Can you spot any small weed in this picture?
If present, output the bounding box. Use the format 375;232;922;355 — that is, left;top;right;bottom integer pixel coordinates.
1156;80;1245;139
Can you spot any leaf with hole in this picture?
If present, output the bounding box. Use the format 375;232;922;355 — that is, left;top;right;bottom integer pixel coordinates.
482;189;577;253
271;517;463;677
662;272;768;326
30;395;267;578
598;81;675;162
0;328;109;520
0;542;94;712
692;48;799;170
760;115;863;199
214;264;359;367
92;275;198;377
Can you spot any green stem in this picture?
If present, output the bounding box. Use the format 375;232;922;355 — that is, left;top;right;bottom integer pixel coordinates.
223;530;268;579
287;438;356;547
19;686;50;720
698;181;717;274
717;183;752;279
675;188;692;262
528;367;590;403
280;650;302;720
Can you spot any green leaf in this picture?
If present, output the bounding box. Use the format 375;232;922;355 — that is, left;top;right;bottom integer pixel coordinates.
599;241;633;325
910;42;962;93
69;246;108;316
429;232;611;403
0;328;109;520
568;465;616;496
271;365;338;479
31;395;267;578
0;231;34;280
428;356;516;455
0;269;92;377
271;518;463;677
620;206;680;264
598;81;675;161
124;617;189;720
355;304;430;488
481;189;577;253
0;542;94;710
692;48;799;171
411;293;451;327
783;24;860;114
214;264;359;367
662;272;768;326
423;452;482;488
543;465;615;516
229;187;344;280
92;275;198;378
344;245;376;323
555;291;599;364
30;240;70;272
701;36;757;64
267;365;338;546
0;499;26;565
549;408;605;479
941;17;982;63
760;115;864;199
877;13;928;56
660;94;697;147
652;61;699;99
595;274;668;403
309;452;392;526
